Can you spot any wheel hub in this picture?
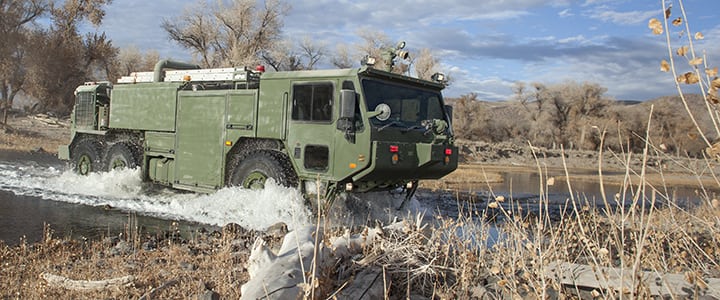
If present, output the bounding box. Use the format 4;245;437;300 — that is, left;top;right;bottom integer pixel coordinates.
243;171;268;189
78;155;92;175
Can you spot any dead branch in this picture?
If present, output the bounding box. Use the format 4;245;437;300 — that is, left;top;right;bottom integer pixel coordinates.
40;272;134;291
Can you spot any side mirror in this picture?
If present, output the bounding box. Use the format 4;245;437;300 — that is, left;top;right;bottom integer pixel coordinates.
338;89;357;143
339;89;356;119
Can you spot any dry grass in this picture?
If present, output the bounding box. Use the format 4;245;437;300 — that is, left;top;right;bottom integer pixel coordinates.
0;114;68;153
0;220;289;299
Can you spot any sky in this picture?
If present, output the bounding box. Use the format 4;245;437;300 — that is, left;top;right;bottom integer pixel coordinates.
91;0;720;101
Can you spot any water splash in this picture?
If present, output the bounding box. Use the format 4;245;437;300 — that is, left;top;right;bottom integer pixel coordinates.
0;161;311;231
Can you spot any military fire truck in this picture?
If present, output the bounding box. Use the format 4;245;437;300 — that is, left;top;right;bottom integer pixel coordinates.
58;53;458;204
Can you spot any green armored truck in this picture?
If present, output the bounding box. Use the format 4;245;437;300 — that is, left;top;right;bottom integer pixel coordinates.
58;58;458;203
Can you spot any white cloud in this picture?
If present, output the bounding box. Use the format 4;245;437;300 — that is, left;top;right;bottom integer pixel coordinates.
558;35;587;44
586;8;658;25
558;8;574;17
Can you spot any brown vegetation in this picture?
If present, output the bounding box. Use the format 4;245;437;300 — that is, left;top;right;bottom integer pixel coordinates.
448;87;712;157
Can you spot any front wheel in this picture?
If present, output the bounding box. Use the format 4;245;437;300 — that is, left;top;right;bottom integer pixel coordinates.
229;151;297;189
71;139;102;175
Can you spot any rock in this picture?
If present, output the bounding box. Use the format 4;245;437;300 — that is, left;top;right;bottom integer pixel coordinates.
266;222;288;238
198;289;220;300
110;241;133;256
335;268;385;299
142;238;157;251
180;261;197;271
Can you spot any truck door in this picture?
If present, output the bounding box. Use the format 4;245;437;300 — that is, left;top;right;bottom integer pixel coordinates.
286;82;336;184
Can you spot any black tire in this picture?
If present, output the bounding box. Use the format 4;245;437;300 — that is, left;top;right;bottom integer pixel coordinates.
104;143;140;171
229;151;297;189
71;139;102;175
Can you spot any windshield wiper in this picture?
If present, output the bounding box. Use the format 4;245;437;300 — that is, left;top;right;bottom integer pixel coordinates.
402;120;434;134
378;120;404;132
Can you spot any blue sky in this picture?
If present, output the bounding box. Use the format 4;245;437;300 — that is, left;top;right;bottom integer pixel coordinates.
92;0;720;101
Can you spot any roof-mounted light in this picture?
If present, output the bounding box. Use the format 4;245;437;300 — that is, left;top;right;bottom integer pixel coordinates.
361;55;376;66
431;72;448;84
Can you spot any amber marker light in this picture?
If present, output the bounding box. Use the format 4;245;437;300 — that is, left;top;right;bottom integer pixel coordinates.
225;140;233;146
349;163;357;169
444;148;452;164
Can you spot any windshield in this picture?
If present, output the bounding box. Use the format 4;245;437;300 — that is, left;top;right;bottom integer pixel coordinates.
361;78;446;128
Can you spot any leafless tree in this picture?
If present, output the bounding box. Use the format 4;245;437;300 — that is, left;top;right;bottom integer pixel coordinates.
260;39;300;71
0;0;45;123
413;48;438;81
261;37;325;71
162;0;289;68
355;28;411;74
21;0;114;115
116;46;161;76
298;37;325;70
330;43;354;69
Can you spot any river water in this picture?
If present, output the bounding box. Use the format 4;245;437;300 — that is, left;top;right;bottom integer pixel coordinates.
0;153;711;246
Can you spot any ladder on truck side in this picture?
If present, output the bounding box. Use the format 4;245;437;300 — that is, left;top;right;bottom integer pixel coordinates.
117;67;260;86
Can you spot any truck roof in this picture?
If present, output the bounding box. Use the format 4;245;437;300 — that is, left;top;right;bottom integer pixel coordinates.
260;67;445;90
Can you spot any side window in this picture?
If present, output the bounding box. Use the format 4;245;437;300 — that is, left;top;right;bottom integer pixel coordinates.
304;145;329;172
291;83;333;122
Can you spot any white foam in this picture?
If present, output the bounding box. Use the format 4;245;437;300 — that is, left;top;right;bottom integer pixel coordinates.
0;161;311;231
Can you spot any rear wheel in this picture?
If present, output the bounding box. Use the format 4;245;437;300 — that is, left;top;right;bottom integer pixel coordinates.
71;139;102;175
229;151;297;189
104;143;140;171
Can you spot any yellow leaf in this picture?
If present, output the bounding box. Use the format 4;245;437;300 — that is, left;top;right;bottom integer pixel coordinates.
660;60;670;72
665;7;672;19
677;74;687;84
648;18;663;35
672;17;682;26
498;279;509;287
677;46;688;57
689;57;703;66
678;72;699;84
695;32;705;40
707;92;719;104
706;67;718;77
712;78;720;89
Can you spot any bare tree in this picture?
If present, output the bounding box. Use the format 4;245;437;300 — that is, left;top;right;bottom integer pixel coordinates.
163;0;289;68
84;32;118;81
413;48;438;80
21;0;114;115
260;39;301;71
355;28;410;74
330;43;354;69
116;46;161;76
298;36;325;70
162;2;218;67
260;37;325;71
0;0;46;124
